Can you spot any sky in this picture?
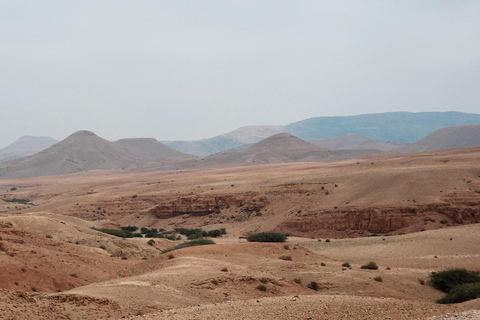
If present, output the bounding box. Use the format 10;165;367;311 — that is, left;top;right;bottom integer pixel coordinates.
1;1;479;148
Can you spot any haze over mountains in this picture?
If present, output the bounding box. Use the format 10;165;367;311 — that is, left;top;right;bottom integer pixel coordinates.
0;136;57;162
163;111;480;156
312;134;405;152
0;131;194;179
1;112;480;179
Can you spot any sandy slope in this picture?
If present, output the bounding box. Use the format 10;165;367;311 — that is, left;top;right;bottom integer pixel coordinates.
0;148;479;319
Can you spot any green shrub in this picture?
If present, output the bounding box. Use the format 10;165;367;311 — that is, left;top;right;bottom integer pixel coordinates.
133;233;143;238
361;262;379;270
207;229;222;237
247;232;288;243
279;255;292;261
161;239;215;254
293;278;302;284
147;239;155;246
430;268;480;292
187;233;202;240
374;276;383;282
307;281;319;291
342;262;351;268
4;198;30;204
256;284;267;292
437;282;480;304
91;227;133;238
259;277;268;283
121;225;138;232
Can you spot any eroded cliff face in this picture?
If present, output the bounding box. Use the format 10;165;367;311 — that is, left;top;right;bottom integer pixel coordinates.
150;193;269;219
274;201;480;238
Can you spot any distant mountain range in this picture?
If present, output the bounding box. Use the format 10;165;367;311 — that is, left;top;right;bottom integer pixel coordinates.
395;124;480;154
2;112;480;179
0;136;58;162
163;112;480;156
0;131;194;179
161;133;384;171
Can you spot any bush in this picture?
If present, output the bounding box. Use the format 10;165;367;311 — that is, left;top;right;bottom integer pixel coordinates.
279;255;292;261
256;284;267;292
361;262;379;270
247;232;288;243
293;278;302;284
161;239;215;254
437;282;480;304
374;276;383;282
307;281;319;291
430;268;480;292
206;229;222;238
342;262;351;268
147;239;155;246
91;227;134;238
121;225;138;232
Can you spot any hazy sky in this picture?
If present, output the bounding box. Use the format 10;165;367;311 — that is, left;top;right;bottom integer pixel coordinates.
1;1;479;148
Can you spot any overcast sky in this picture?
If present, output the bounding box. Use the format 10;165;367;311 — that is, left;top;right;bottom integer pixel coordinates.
1;1;479;148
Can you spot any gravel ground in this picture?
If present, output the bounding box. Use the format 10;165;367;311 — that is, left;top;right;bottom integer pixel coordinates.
426;310;480;320
125;295;470;320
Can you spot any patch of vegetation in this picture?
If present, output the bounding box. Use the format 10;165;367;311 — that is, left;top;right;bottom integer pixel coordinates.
439;220;448;225
221;267;228;272
361;262;379;270
247;232;288;243
279;255;292;261
430;268;480;293
256;284;267;292
167;254;174;259
31;287;37;292
342;262;351;268
45;235;52;239
161;239;215;254
3;198;30;204
9;187;17;191
293;278;302;284
259;277;269;283
91;227;134;238
132;195;138;198
374;276;383;282
69;273;78;278
307;281;319;291
175;227;226;239
121;225;138;232
147;239;155;246
320;262;326;266
437;283;480;304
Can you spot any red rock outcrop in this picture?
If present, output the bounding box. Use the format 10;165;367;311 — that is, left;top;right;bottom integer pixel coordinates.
274;201;480;238
150;193;269;219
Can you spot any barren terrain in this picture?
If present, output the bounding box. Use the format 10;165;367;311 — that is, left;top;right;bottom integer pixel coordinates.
0;147;479;319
